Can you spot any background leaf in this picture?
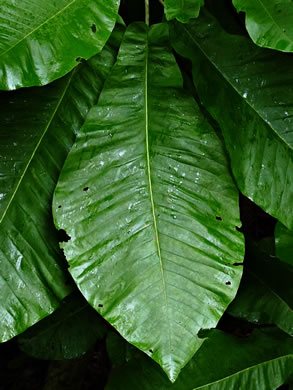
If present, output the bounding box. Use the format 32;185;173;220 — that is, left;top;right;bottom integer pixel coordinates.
164;0;204;23
106;328;293;390
275;222;293;266
0;0;120;90
228;241;293;336
18;291;107;360
170;9;293;230
0;24;124;342
233;0;293;52
53;22;244;382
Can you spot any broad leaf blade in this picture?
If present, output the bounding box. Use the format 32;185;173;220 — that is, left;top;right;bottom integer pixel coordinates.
106;328;293;390
53;23;244;382
228;242;293;336
170;10;293;230
164;0;204;23
233;0;293;52
18;291;107;360
275;222;293;266
0;0;120;90
0;25;123;342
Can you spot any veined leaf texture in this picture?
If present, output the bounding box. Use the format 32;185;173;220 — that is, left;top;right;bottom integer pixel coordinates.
0;0;120;89
233;0;293;52
53;22;244;381
170;9;293;229
0;24;124;342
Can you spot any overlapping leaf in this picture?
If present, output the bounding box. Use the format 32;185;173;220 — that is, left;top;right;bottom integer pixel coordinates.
53;22;244;381
228;241;293;336
164;0;204;23
233;0;293;52
106;328;293;390
18;291;107;360
170;9;293;230
275;222;293;266
0;0;120;90
0;24;123;342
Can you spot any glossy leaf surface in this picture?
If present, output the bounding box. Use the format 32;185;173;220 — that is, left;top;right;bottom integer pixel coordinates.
106;328;293;390
233;0;293;52
0;25;123;342
53;23;244;381
164;0;204;23
18;291;107;360
228;241;293;336
0;0;120;90
170;10;293;230
275;222;293;266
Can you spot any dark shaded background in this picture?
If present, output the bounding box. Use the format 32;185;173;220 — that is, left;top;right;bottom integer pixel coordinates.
0;1;290;389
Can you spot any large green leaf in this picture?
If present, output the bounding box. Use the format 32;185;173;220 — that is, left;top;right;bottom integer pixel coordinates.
0;24;123;343
18;291;107;360
170;10;293;230
106;328;293;390
228;241;293;336
164;0;204;23
53;22;244;382
233;0;293;52
0;0;120;90
275;222;293;266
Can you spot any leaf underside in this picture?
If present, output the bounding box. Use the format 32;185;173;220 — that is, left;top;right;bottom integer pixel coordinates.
0;0;120;89
170;9;293;230
0;25;123;342
54;22;244;382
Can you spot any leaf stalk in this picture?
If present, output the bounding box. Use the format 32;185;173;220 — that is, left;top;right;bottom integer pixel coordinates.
145;0;149;26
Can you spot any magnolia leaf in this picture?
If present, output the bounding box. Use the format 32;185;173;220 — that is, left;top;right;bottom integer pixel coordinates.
0;0;120;90
0;24;123;342
53;23;244;382
275;222;293;266
228;241;293;336
164;0;204;23
106;328;293;390
18;291;107;360
170;9;293;230
233;0;293;52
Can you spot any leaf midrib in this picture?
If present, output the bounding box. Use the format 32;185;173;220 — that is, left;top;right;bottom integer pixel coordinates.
181;22;293;151
0;70;76;225
0;0;77;58
144;33;172;360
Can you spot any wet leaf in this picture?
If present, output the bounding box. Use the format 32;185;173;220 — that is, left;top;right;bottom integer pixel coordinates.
233;0;293;52
170;9;293;230
0;24;124;342
53;22;244;382
0;0;120;90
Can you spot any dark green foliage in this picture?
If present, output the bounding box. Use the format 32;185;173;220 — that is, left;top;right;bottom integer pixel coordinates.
0;1;292;389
